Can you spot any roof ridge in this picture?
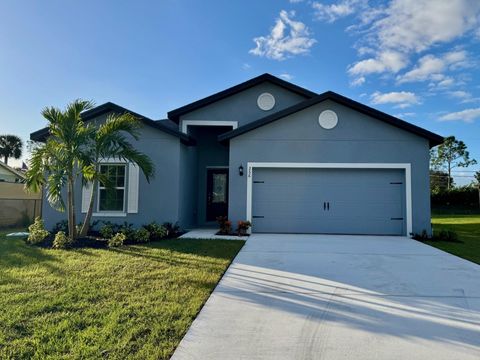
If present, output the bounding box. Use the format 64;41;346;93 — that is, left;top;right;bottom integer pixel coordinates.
167;73;317;122
218;91;444;147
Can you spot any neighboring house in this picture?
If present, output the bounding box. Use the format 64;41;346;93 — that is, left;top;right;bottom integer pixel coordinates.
0;161;25;183
31;74;443;235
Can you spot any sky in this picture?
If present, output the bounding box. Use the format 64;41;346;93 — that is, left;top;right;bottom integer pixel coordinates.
0;0;479;184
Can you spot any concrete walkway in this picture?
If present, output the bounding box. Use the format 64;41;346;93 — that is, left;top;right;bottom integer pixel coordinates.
172;234;480;360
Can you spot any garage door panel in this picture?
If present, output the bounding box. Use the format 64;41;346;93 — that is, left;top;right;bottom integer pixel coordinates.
252;168;405;235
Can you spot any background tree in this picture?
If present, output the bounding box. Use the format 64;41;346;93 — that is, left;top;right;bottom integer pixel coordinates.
430;170;454;194
26;100;96;240
79;113;154;236
0;134;23;165
430;136;477;190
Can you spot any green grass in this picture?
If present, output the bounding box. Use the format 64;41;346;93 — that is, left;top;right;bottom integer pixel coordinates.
427;214;480;264
0;231;244;359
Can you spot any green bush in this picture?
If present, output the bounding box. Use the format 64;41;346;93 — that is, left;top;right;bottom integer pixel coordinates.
100;224;114;239
431;186;479;209
52;220;68;233
412;229;460;243
134;227;151;243
27;217;50;244
162;222;181;238
52;231;72;249
143;222;167;241
108;232;126;247
119;222;135;241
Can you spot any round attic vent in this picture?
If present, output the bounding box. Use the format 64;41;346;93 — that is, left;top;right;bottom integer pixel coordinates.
257;93;275;111
318;110;338;129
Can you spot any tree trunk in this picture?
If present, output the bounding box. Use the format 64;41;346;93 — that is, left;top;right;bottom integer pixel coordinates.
79;180;97;237
67;176;77;240
3;155;7;165
447;163;451;190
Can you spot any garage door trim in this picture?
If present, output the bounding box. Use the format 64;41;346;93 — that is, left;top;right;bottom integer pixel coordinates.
246;162;412;235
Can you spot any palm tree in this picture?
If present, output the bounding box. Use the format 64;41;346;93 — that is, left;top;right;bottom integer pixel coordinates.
79;113;154;236
0;134;23;165
26;100;95;240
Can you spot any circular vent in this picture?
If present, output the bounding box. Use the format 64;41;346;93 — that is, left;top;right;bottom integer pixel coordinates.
257;93;275;111
318;110;338;129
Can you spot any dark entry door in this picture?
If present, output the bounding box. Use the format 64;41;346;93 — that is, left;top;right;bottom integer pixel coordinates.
206;168;229;221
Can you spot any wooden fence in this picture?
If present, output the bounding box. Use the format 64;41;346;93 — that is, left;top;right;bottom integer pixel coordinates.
0;183;42;228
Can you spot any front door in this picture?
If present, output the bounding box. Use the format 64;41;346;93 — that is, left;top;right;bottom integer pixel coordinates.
206;168;229;221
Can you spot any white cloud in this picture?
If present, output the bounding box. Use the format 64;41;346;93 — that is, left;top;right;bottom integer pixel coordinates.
348;51;407;76
371;91;420;108
242;63;251;70
350;76;365;86
396;50;469;84
250;10;316;60
279;73;294;80
449;90;471;99
312;0;364;23
439;108;480;122
396;55;444;83
372;0;480;53
337;0;480;83
394;112;416;118
448;90;480;103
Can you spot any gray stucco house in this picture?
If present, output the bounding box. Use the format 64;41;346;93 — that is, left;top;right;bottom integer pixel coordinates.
31;74;443;236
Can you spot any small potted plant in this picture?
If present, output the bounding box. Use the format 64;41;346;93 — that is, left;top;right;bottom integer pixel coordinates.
237;220;251;236
216;216;232;235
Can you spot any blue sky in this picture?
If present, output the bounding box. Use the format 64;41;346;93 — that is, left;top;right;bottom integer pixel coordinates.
1;0;479;183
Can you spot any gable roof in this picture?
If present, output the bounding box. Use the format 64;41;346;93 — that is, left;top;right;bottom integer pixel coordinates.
30;102;195;145
0;161;26;180
218;91;444;147
167;73;317;123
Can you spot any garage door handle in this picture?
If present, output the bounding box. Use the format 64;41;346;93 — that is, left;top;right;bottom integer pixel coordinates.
323;202;326;210
327;202;330;210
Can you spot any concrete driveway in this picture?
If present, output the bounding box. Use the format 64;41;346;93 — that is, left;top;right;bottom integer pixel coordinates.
172;234;480;360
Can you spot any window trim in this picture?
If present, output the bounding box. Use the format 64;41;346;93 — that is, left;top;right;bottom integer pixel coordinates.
96;163;127;214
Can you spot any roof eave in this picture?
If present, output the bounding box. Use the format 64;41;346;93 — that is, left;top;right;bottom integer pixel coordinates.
218;91;444;147
30;102;196;145
167;73;317;123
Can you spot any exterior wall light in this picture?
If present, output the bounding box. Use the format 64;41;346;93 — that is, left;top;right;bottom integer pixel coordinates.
239;164;244;176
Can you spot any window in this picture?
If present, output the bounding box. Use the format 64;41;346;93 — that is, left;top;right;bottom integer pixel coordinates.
98;164;126;212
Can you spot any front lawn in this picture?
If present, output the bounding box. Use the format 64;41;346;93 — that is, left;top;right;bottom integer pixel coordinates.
427;214;480;265
0;231;244;359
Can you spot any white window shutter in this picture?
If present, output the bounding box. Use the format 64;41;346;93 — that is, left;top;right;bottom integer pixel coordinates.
127;163;139;213
81;182;93;213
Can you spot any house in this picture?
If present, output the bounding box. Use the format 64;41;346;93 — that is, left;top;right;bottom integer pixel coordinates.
0;161;25;183
31;74;443;236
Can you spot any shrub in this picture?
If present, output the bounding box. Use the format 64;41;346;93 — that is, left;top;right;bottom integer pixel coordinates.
162;222;181;238
100;224;114;239
134;227;151;243
144;222;167;241
119;222;136;241
237;220;251;236
52;220;68;233
108;232;126;247
216;216;232;235
431;186;479;209
52;231;72;249
27;217;50;244
410;230;429;241
411;229;460;243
